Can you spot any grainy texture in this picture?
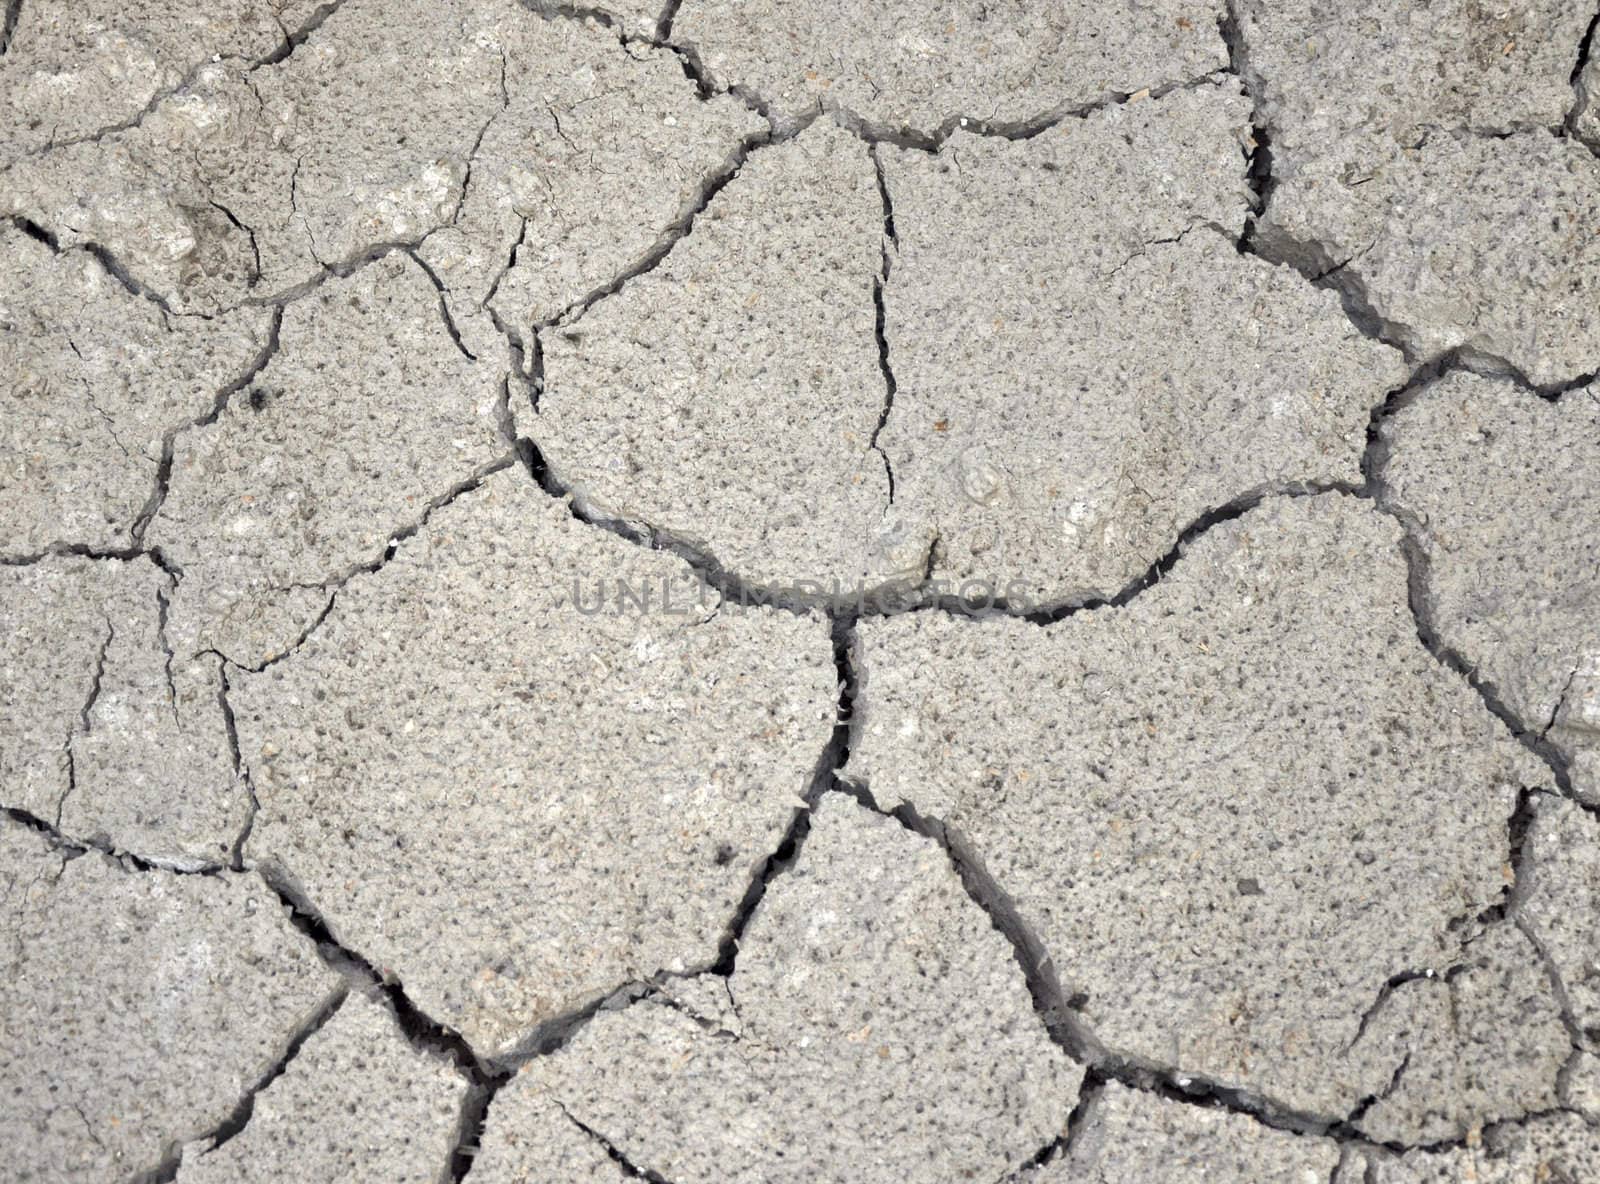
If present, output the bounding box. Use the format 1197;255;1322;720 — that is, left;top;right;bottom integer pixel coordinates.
0;0;320;167
674;0;1227;137
536;119;901;598
0;555;244;868
3;0;525;312
852;495;1540;1119
1239;0;1587;161
474;797;1079;1183
0;222;268;557
1354;1114;1600;1182
235;470;836;1061
1578;52;1600;151
147;253;506;669
1013;1081;1341;1181
418;17;764;356
880;86;1406;607
1244;0;1600;384
1380;371;1600;803
174;992;468;1184
1259;131;1600;386
0;820;340;1183
6;2;1600;1177
1349;923;1570;1145
1520;794;1600;1038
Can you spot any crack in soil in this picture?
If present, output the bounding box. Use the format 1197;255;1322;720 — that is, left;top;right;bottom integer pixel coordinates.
10;5;1600;1173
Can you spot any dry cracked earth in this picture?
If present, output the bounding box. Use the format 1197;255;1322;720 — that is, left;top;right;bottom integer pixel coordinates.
8;1;1600;1182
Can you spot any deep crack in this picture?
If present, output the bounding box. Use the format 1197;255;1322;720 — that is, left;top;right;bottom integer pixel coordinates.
0;0;19;55
709;615;854;976
10;5;1600;1174
255;861;508;1083
868;275;898;504
1568;6;1600;143
1218;1;1275;247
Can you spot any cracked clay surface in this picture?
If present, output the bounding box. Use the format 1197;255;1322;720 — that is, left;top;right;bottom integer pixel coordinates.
5;1;1600;1181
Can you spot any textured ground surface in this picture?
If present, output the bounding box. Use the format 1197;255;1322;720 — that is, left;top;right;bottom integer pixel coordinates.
5;1;1600;1181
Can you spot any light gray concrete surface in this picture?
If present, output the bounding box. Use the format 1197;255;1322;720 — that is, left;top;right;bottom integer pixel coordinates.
1244;0;1600;384
852;494;1541;1120
1579;51;1600;152
174;991;468;1184
234;469;836;1061
1239;0;1587;164
1521;793;1600;1041
148;252;508;669
0;819;340;1183
1;554;245;868
879;85;1406;608
1349;922;1571;1145
6;1;1600;1179
467;1091;635;1183
1259;130;1600;385
1353;1113;1600;1182
1380;370;1600;804
673;0;1228;138
0;222;269;557
473;796;1078;1183
1013;1081;1341;1182
535;118;902;598
419;16;764;357
1568;1048;1600;1122
0;0;323;167
3;0;532;313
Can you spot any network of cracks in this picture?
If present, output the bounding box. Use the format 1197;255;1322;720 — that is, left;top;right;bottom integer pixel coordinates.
6;0;1600;1181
